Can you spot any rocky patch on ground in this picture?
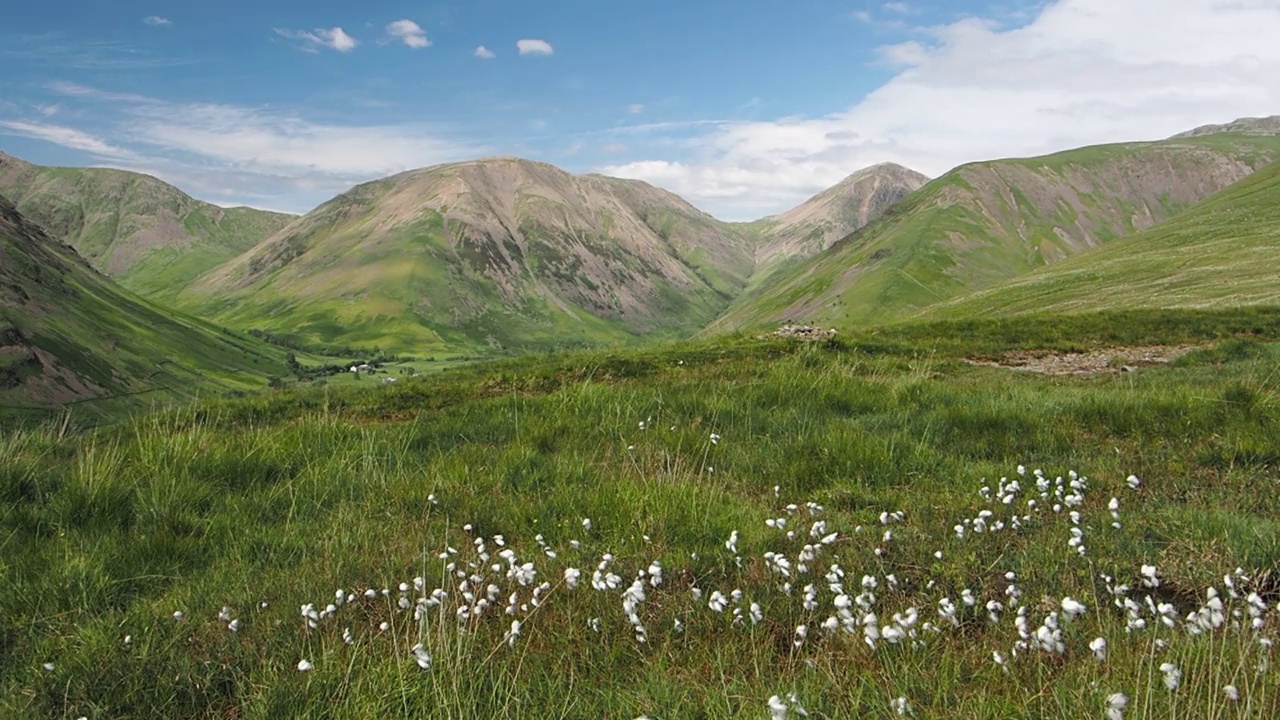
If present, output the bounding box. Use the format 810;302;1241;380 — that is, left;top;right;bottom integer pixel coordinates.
965;345;1200;376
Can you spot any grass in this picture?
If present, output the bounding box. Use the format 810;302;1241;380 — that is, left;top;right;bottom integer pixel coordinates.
918;161;1280;321
3;308;1280;718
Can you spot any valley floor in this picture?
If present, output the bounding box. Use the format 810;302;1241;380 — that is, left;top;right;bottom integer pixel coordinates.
3;308;1280;718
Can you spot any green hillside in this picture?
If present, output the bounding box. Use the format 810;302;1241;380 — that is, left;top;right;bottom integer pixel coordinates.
918;160;1280;320
0;151;294;301
712;133;1280;332
177;158;757;355
0;195;291;417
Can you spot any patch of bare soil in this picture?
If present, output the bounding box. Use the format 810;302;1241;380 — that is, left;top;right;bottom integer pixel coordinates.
762;325;839;342
965;345;1200;376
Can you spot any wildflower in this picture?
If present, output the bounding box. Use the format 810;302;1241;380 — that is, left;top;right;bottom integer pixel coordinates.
172;611;184;622
564;567;582;589
890;696;909;715
228;619;242;633
726;530;740;553
379;622;390;632
794;624;808;647
411;643;432;670
1126;475;1141;489
218;606;232;622
589;617;602;633
1106;692;1128;720
750;602;764;624
1089;637;1107;661
710;433;721;445
582;518;592;531
42;662;54;672
1224;685;1239;701
768;695;789;720
1061;597;1087;620
1159;662;1182;692
709;591;729;613
342;627;354;645
506;619;522;647
297;659;313;672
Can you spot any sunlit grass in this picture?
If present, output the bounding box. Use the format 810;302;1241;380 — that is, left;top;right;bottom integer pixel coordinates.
3;312;1280;718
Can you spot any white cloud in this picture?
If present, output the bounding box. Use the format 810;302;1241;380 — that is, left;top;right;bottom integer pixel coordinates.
474;45;496;59
34;104;59;117
604;0;1280;220
517;39;554;56
142;16;172;27
385;19;430;48
274;27;358;53
627;103;645;114
601;143;628;153
11;84;485;212
0;121;140;161
853;10;873;23
883;2;910;13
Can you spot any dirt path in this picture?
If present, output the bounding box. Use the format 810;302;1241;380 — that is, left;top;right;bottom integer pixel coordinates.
965;345;1200;376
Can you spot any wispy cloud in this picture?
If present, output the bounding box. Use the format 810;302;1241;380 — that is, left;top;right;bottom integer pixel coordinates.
274;27;358;53
2;33;203;70
0;121;140;161
385;20;430;48
605;0;1280;220
6;82;485;212
627;104;645;114
882;2;911;13
517;39;554;56
142;16;172;27
474;45;496;59
601;143;628;153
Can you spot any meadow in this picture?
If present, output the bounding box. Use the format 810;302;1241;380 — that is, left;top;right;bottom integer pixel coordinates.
3;308;1280;718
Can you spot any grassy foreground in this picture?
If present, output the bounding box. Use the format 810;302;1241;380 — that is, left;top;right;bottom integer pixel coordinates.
3;309;1280;718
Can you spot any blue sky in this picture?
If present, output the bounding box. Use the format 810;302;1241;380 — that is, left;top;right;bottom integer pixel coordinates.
3;1;1280;218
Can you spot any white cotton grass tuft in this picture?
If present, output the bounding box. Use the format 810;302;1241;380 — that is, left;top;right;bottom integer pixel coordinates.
1224;684;1240;701
1089;636;1107;661
411;643;432;670
1159;662;1182;692
297;659;313;672
890;696;910;715
1105;692;1128;720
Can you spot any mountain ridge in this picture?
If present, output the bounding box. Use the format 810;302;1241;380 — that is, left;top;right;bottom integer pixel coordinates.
711;131;1280;332
0;150;295;301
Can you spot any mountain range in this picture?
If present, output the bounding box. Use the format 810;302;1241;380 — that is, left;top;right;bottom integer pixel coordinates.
2;115;1280;407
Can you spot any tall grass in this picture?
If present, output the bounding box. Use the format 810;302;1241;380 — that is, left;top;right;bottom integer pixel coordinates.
3;315;1280;718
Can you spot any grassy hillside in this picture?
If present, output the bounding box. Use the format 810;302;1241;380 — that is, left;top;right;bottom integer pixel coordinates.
713;133;1280;333
177;158;757;355
0;151;294;300
0;195;292;419
918;160;1280;320
3;307;1280;717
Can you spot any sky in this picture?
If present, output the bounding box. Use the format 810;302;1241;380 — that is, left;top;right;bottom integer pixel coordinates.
2;0;1280;220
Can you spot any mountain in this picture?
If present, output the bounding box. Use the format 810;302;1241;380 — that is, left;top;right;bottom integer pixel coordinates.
0;150;294;302
710;129;1280;332
0;195;288;410
750;163;929;268
1171;116;1280;139
915;160;1280;320
178;157;758;353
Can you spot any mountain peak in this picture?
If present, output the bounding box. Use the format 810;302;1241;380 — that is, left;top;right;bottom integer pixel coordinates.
753;162;929;266
1170;116;1280;139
